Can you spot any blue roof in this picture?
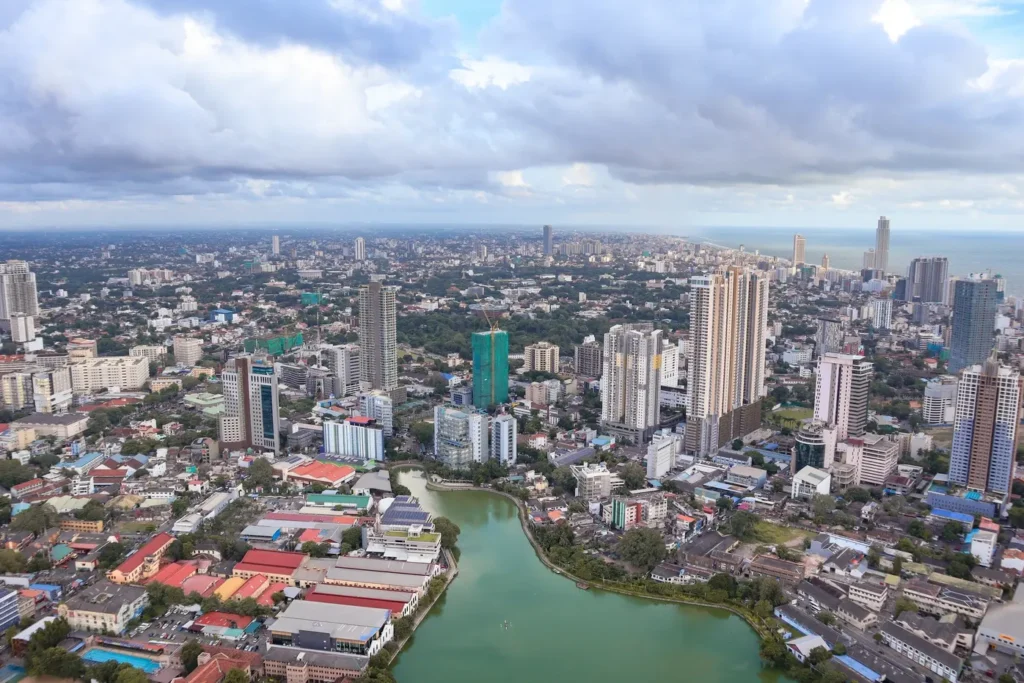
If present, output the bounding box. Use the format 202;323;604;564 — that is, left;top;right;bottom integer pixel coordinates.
931;508;974;524
69;452;103;468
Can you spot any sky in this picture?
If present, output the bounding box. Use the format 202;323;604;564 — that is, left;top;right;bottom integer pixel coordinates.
1;0;1024;231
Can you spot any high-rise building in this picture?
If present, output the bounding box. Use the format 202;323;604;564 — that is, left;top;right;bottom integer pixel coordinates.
814;353;872;442
523;342;559;373
358;282;397;391
0;372;33;411
907;257;949;303
815;318;844;358
173;336;203;367
32;367;72;414
875;216;890;273
949;356;1022;496
792;234;806;265
863;249;876;270
129;345;165;362
471;330;509;409
646;431;677;479
360;390;394;437
70;357;150;393
793;420;837;473
219;355;280;454
660;343;680;388
323;416;384;461
857;433;899;486
601;324;663;444
949;279;998;374
821;253;830;271
354;237;366;261
433;406;488;470
923;376;958;425
9;314;34;343
0;260;38;320
574;339;602;378
684;268;769;455
272;235;280;255
490;413;517;466
322;344;360;397
869;298;893;331
542;225;554;257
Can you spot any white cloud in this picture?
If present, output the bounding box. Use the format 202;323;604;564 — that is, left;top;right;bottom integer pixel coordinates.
561;163;594;187
449;56;531;90
831;191;854;206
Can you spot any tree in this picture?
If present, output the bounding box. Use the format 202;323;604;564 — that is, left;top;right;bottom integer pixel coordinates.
222;669;249;683
393;616;414;640
832;642;847;656
845;487;872;503
816;610;837;626
894;597;918;617
812;494;836;519
75;499;108;522
807;645;832;665
907;520;931;540
180;640;204;673
891;556;903;576
301;541;329;558
342;525;363;549
0;459;34;489
98;542;127;570
716;496;733;511
244;458;275;490
433;517;461;551
171;497;191;517
708;573;738;598
0;549;27;574
11;504;59;534
410;422;434;447
114;667;150;683
617;528;667;570
619;462;647;490
998;674;1015;683
727;510;758;540
940;521;962;543
28;648;85;679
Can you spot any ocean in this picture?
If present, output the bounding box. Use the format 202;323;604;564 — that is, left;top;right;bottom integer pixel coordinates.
685;227;1024;296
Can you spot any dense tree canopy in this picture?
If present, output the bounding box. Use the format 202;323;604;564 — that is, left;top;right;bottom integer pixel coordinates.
617;528;667;570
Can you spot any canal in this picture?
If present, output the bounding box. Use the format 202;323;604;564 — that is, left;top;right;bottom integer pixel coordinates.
392;470;788;683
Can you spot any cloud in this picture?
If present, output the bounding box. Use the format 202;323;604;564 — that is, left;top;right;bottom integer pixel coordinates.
1;0;1024;226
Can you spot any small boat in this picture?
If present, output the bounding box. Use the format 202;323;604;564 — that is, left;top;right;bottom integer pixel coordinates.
576;582;590;590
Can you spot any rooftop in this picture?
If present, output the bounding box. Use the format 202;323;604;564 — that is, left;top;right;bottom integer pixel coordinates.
269;600;390;643
63;581;146;614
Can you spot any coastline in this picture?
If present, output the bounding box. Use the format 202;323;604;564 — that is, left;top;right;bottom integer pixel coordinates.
414;474;773;642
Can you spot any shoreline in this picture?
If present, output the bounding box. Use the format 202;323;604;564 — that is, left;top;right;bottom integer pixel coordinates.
413;474;773;642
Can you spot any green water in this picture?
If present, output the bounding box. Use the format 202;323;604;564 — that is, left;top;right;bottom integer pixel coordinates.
393;471;787;683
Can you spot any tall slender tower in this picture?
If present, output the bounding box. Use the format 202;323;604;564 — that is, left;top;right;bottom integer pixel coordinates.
792;234;806;265
821;253;830;271
0;260;39;321
218;355;280;454
354;237;367;261
949;355;1022;495
358;282;397;391
600;324;663;444
542;225;554;257
272;235;280;256
472;330;509;409
684;268;769;456
813;353;873;441
949;279;998;374
875;216;890;274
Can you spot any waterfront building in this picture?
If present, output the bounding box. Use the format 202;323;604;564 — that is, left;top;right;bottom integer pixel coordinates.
792;234;806;265
270;600;393;657
907;257;949;303
601;323;663;444
219;355;280;454
358;282;397;391
684;268;768;456
949;357;1022;496
814;353;872;441
359;390;394;437
523;341;559;373
949;278;998;373
323;416;385;461
433;406;488;469
472;329;509;409
490;413;517;466
875;216;890;273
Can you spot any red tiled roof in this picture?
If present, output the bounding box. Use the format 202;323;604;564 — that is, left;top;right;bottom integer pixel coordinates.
289;461;355;485
264;511;358;525
12;478;43;492
147;561;197;588
232;563;295;577
193;612;254;629
181;575;224;598
238;549;306;570
256;583;287;607
93;469;129;479
297;529;324;543
232;574;269;601
306;592;406;613
346;416;374;425
113;532;174;576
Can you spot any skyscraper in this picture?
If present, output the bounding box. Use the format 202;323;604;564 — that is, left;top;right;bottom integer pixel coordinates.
869;298;893;331
907;257;949;303
875;216;890;273
792;234;806;265
322;344;360;397
813;353;872;441
354;237;366;261
219;355;280;454
821;253;830;271
0;260;39;321
862;249;876;270
684;268;769;455
272;235;280;255
574;339;603;378
490;413;517;466
358;282;397;391
542;225;554;257
949;356;1022;496
949;279;998;374
601;324;663;444
472;330;509;409
815;318;844;358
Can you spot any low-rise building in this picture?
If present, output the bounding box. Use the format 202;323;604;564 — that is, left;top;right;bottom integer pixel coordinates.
107;532;175;584
0;588;20;632
880;622;962;683
269;600;393;657
903;579;989;621
836;598;877;631
847;581;888;612
263;646;367;683
57;581;147;634
791;466;830;500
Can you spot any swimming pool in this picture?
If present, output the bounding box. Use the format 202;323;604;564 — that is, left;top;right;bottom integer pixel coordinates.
82;648;161;673
0;664;25;683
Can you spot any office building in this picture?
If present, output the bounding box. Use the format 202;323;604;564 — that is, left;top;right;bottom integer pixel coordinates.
32;367;73;414
9;314;34;343
907;257;949;303
173;336;203;366
471;329;509;409
542;225;554;256
793;420;837;473
857;433;899;486
0;589;21;633
949;357;1022;496
70;356;150;393
272;234;280;255
685;268;769;455
571;462;613;500
358;282;397;391
574;339;603;377
815;318;844;358
869;298;893;331
360;390;393;437
354;236;366;261
219;355;280;454
875;216;890;273
601;323;663;444
814;353;872;441
949;279;998;373
792;234;806;265
323;344;360;397
323;416;385;461
0;260;38;320
923;376;958;425
523;341;559;373
490;413;517;466
433;406;488;469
